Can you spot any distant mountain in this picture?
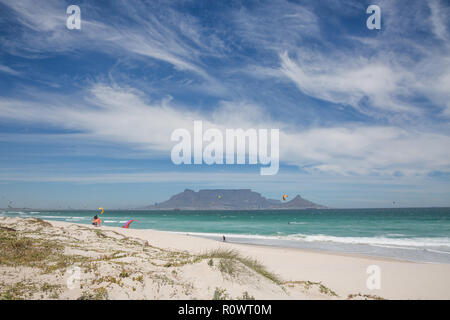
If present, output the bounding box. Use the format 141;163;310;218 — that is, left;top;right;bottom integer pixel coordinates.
139;189;326;210
276;195;320;208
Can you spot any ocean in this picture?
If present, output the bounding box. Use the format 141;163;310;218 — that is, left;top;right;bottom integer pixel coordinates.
2;208;450;264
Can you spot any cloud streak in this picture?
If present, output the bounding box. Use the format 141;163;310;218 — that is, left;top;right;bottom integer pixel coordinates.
0;0;223;82
0;64;21;76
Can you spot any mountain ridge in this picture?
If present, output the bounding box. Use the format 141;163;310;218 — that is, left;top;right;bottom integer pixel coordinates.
139;189;326;210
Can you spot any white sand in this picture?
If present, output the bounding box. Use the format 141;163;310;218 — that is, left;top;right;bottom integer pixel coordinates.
1;217;449;300
85;222;450;300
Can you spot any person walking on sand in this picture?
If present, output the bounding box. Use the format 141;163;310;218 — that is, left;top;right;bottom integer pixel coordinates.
92;215;102;227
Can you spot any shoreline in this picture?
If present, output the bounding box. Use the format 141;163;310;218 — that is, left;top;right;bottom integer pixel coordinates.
57;224;448;265
1;217;450;300
46;220;411;264
56;221;407;263
170;231;411;264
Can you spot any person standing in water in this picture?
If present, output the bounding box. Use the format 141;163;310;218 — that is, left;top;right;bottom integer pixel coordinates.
92;215;102;226
222;235;226;242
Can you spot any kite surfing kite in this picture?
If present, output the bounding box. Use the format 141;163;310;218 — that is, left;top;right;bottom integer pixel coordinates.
99;207;104;215
282;194;288;201
122;220;138;229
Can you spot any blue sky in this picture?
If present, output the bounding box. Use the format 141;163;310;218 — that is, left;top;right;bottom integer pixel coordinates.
0;0;449;209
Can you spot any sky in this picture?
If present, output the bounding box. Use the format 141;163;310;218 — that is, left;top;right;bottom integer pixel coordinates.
0;0;449;209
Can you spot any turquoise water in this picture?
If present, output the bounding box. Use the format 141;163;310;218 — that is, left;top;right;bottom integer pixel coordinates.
2;208;450;263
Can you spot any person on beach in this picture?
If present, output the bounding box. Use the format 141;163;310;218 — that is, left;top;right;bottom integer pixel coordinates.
92;215;102;226
222;235;226;242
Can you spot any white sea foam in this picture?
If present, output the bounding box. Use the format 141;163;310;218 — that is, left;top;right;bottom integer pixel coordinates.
425;248;450;255
285;234;450;248
64;217;88;221
173;231;450;249
39;215;86;219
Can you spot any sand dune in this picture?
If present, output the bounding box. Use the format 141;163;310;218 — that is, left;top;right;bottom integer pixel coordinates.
1;217;449;300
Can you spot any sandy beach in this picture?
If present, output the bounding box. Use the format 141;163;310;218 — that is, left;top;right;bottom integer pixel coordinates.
1;217;449;300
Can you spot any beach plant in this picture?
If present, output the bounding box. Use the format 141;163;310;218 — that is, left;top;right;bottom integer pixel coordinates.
0;221;94;275
119;268;130;278
0;280;37;300
0;226;16;232
91;275;121;286
77;287;108;300
94;229;107;238
238;291;255;300
0;227;60;268
212;287;229;300
347;293;385;300
26;218;52;228
218;258;240;277
40;283;61;293
200;249;282;285
318;283;338;296
284;280;338;297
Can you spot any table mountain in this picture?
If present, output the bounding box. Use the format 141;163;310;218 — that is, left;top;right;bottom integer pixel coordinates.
140;189;326;210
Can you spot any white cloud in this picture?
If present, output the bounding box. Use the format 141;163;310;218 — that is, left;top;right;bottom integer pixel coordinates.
279;51;418;116
0;64;21;76
0;84;449;177
234;0;450;119
280;126;450;176
1;0;449;180
232;0;319;53
0;0;221;81
428;0;450;42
